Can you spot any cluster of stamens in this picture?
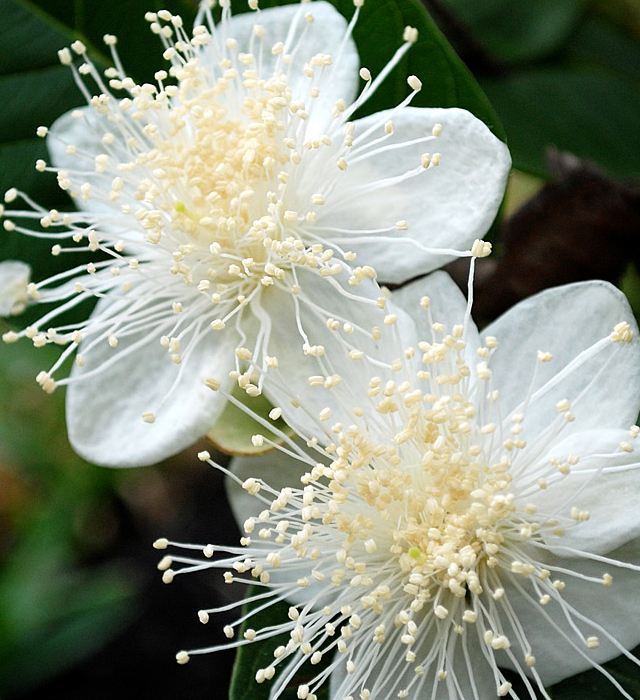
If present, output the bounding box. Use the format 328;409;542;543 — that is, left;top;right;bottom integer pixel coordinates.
0;2;442;414
155;310;638;699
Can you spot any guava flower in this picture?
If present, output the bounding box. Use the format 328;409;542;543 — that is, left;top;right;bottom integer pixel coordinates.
0;0;510;467
156;273;640;699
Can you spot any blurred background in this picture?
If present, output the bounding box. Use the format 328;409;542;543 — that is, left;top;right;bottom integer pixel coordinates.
1;0;640;698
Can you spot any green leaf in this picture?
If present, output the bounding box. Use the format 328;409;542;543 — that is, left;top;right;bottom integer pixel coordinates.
0;560;135;694
28;0;197;85
229;586;330;700
481;68;640;178
565;13;640;84
439;0;586;63
208;385;295;456
0;0;87;200
351;0;504;136
0;338;136;693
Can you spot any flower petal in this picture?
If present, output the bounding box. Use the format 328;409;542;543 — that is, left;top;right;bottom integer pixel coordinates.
391;270;481;367
227;445;337;609
0;260;30;316
48;108;141;227
66;302;238;467
328;613;498;700
500;538;640;686
484;280;640;441
258;269;417;438
521;428;640;555
318;107;510;283
226;446;309;526
221;2;359;118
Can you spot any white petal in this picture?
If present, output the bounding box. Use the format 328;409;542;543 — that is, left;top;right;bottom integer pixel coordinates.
500;538;640;686
48;108;139;226
328;615;498;700
258;269;417;438
0;260;30;316
226;446;309;526
222;2;359;120
66;306;237;467
391;270;481;368
319;107;510;282
485;280;640;441
227;446;338;609
523;428;640;555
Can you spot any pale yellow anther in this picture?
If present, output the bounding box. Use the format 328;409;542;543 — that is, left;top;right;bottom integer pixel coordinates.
319;407;332;421
471;239;492;258
611;321;633;343
403;26;418;43
268;407;282;421
176;651;190;665
462;610;477;623
157;555;172;571
198;610;209;624
498;682;512;697
434;605;448;619
58;47;73;65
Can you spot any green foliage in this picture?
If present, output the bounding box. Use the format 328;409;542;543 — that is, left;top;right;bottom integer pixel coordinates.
0;341;137;694
442;0;586;63
439;0;640;177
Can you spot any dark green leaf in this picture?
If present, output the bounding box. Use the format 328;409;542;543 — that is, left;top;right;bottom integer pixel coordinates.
481;69;640;178
28;0;197;85
0;561;135;694
0;339;136;693
438;0;586;63
0;0;87;200
565;14;640;84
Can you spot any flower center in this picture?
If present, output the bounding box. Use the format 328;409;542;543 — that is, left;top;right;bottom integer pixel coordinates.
111;47;324;301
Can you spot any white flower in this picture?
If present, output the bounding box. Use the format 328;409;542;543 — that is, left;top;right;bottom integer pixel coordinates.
156;273;640;699
0;1;509;467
